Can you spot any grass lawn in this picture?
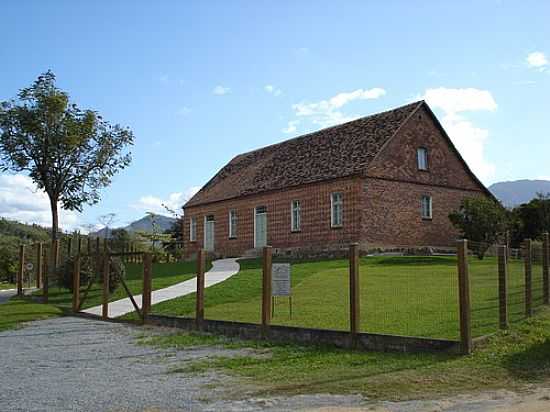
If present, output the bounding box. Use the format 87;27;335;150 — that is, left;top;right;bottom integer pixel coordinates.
0;281;15;290
146;256;535;340
36;261;208;310
0;297;63;332
141;306;550;400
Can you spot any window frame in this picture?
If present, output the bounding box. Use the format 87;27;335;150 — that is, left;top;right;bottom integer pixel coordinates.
421;195;433;220
228;209;237;239
291;200;301;232
330;192;343;228
189;216;197;242
417;147;429;171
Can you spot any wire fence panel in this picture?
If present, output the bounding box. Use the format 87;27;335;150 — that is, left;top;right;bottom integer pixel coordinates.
360;255;459;340
270;258;350;331
508;248;527;324
468;241;500;337
532;244;545;312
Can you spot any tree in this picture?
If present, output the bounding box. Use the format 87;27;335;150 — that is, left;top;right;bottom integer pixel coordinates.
0;71;133;241
509;193;550;245
449;197;506;259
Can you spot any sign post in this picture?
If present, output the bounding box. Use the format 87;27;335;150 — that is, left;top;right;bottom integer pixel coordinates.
272;263;292;318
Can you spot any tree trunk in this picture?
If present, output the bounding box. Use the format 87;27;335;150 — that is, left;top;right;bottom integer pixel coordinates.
49;196;59;241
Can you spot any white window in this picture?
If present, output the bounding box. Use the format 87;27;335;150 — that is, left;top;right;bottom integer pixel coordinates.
291;200;301;232
421;196;432;219
331;192;343;227
417;147;429;171
189;217;197;241
229;209;237;238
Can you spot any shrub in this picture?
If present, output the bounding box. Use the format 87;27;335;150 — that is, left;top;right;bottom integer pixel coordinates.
57;255;125;293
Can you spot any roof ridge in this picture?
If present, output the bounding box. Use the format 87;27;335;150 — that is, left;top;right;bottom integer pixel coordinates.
233;100;425;160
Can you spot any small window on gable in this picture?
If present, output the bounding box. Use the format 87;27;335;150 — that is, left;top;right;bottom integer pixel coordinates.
417;147;429;171
331;192;343;227
229;210;237;238
189;217;197;241
291;200;301;232
421;195;432;220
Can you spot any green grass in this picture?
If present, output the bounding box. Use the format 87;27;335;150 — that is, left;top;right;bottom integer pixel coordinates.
37;261;209;309
146;256;533;339
141;307;550;400
0;297;63;331
0;282;15;290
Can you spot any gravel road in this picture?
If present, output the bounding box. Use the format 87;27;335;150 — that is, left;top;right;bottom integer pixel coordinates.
2;316;549;412
0;317;364;411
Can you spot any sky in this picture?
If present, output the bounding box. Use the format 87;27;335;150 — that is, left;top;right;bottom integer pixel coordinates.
0;0;549;232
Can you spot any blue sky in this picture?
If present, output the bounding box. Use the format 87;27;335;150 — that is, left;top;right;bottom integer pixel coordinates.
0;0;549;232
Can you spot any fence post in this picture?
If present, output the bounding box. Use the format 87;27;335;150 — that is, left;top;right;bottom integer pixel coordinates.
36;242;43;289
67;237;72;257
96;237;100;254
52;239;59;270
543;232;549;305
72;255;81;312
102;253;110;320
262;246;273;335
524;239;533;317
142;253;152;322
195;249;206;329
87;237;92;255
17;245;25;296
457;239;472;355
349;243;360;347
77;234;82;255
498;245;508;329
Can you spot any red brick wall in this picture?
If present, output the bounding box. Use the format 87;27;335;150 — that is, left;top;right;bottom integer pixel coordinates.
367;105;484;191
183;177;363;257
362;104;489;248
362;177;484;247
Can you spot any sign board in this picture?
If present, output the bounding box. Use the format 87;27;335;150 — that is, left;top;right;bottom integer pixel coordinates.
25;262;34;271
272;263;291;296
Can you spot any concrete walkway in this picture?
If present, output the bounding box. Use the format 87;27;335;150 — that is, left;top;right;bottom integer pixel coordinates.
0;289;16;304
83;258;240;318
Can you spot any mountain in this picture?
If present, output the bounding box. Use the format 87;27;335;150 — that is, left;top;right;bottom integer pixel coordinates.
489;179;550;207
93;214;177;238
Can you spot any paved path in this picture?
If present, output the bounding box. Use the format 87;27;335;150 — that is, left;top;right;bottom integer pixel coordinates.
0;289;16;304
83;258;240;318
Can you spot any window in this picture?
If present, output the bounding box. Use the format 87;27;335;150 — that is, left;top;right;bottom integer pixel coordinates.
417;147;429;171
229;210;237;238
189;217;197;241
331;192;343;227
291;200;301;232
421;196;432;219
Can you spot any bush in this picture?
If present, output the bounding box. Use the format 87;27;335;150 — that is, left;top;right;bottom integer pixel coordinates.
57;255;125;293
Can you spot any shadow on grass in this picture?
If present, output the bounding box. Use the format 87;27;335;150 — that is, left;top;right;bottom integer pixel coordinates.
372;256;457;266
503;339;550;380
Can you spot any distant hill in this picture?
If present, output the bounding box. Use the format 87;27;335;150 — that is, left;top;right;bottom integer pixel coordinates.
489;179;550;207
93;214;176;238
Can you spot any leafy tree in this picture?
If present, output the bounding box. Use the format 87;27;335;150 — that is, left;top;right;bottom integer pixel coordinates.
0;71;133;241
449;197;506;259
509;193;550;245
110;228;130;252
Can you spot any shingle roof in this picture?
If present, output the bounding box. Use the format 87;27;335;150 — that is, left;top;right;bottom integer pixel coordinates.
185;101;423;208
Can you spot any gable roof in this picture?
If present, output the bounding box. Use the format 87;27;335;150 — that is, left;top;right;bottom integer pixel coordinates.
185;101;423;208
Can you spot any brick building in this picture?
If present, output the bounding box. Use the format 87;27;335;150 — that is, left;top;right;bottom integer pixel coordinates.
182;101;493;257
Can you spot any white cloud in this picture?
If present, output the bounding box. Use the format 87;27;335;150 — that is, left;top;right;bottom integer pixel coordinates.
264;84;282;97
527;51;548;70
212;85;230;95
132;187;200;216
290;87;386;128
421;87;497;181
177;106;191;116
422;87;497;114
282;120;299;134
0;174;79;231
